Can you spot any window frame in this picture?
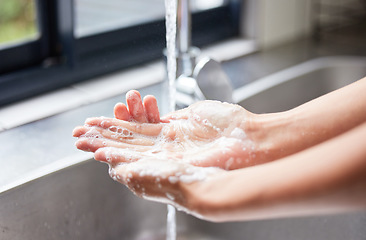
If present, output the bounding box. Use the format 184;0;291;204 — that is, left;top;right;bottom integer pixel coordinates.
0;0;242;107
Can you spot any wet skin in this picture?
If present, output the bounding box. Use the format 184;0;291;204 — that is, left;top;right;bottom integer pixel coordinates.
73;90;264;170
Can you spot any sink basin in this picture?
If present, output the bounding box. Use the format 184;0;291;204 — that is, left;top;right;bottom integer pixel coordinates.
234;56;366;113
1;56;366;240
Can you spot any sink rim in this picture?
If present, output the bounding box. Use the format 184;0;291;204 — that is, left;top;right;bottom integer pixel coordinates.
232;56;366;104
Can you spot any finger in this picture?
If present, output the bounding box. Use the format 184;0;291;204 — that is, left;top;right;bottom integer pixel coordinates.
75;137;107;152
94;147;141;164
143;95;160;123
73;126;91;137
73;126;109;144
114;103;131;121
76;125;156;146
73;125;108;139
75;137;152;153
126;90;148;123
85;117;163;136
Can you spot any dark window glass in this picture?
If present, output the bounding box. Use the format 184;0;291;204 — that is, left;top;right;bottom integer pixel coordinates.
0;0;241;107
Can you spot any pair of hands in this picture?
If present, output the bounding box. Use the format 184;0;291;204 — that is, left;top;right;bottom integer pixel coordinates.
74;78;366;221
73;90;267;213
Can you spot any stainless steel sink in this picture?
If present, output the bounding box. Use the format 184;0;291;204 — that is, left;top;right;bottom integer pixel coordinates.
234;56;366;113
1;56;366;240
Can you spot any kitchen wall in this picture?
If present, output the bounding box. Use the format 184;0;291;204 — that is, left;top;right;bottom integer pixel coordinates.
242;0;313;49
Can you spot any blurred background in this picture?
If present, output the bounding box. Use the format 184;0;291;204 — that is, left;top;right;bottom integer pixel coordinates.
2;0;365;47
0;0;236;107
0;0;230;46
0;0;37;45
0;0;365;106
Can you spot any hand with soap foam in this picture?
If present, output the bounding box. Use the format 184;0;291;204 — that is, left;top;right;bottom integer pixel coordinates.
73;90;265;170
73;90;260;218
73;77;366;222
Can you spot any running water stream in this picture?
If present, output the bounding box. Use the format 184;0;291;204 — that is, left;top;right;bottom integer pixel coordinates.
165;0;177;114
164;0;177;240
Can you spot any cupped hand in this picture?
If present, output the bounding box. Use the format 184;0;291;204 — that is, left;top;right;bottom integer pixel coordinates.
73;100;259;170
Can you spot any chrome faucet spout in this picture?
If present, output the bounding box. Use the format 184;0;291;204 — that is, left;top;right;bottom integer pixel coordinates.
176;0;197;77
173;0;233;108
177;0;191;55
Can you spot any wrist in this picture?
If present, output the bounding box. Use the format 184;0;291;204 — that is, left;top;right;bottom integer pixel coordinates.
182;170;262;222
244;111;298;163
247;107;332;163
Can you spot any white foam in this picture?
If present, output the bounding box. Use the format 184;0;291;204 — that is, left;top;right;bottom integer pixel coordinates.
82;127;103;138
168;176;179;184
230;127;247;139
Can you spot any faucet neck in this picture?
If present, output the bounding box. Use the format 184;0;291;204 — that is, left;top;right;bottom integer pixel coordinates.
177;0;191;55
176;0;199;77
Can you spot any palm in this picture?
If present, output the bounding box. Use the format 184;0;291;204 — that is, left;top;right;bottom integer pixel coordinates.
158;101;255;169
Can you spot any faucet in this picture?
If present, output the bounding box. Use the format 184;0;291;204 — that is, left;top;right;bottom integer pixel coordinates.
174;0;233;108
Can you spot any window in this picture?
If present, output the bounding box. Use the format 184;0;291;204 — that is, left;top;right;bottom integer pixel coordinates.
0;0;38;47
0;0;42;74
0;0;241;107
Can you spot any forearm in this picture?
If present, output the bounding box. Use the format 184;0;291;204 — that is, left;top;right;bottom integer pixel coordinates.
188;122;366;222
251;77;366;160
